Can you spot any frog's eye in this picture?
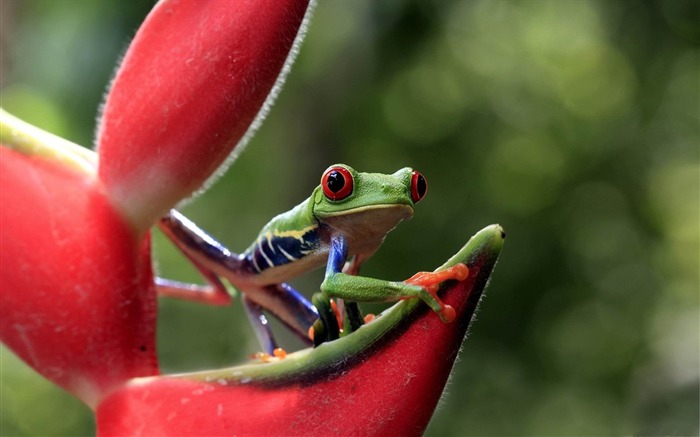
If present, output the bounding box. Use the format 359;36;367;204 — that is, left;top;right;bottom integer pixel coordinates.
322;166;354;201
410;171;428;203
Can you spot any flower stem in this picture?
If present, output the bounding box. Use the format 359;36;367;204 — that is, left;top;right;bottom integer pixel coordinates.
0;108;97;175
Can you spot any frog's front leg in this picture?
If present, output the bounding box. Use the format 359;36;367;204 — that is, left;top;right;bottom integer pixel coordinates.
321;235;467;324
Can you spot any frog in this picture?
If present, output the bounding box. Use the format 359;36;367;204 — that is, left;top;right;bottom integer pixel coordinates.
155;164;468;355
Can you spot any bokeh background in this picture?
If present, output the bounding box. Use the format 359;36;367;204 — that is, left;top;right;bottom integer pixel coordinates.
1;0;698;435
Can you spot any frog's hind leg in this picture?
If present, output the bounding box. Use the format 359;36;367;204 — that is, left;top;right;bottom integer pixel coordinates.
157;209;319;351
155;209;244;305
155;277;231;305
158;210;251;280
155;251;232;305
242;296;279;355
243;282;318;347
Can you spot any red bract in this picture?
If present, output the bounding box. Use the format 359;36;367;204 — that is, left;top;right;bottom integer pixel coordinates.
1;0;313;408
96;226;504;436
97;0;311;230
0;147;158;408
2;0;505;434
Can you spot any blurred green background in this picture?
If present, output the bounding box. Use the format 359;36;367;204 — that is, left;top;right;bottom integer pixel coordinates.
1;0;698;435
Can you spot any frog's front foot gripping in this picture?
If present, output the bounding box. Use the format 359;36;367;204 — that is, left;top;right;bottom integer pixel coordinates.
403;263;469;323
310;236;470;346
311;263;469;346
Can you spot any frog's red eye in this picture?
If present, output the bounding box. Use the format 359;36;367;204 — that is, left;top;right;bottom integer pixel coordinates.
410;171;427;203
322;166;354;201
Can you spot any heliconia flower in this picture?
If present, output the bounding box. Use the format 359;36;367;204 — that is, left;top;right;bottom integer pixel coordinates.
1;0;314;407
1;115;157;408
1;0;505;434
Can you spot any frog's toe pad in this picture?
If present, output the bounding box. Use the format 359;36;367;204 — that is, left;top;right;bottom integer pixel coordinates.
440;305;456;323
252;348;288;363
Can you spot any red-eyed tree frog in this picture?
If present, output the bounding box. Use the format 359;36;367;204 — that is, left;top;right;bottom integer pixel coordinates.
156;164;468;355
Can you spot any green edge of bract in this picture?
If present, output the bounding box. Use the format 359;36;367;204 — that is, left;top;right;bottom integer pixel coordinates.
0;108;97;175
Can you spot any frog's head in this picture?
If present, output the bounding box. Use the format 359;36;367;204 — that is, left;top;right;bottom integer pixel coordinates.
312;164;427;245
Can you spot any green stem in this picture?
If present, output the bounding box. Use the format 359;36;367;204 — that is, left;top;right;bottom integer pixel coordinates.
0;108;97;175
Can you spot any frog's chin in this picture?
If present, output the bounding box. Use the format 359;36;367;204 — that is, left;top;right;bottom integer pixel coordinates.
322;204;414;254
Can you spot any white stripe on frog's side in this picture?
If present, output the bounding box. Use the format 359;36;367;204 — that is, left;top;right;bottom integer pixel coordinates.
251;253;262;273
266;233;276;253
258;236;276;269
277;245;298;262
248;225;321;274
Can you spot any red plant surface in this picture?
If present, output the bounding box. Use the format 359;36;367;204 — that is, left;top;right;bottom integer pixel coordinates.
0;146;158;407
0;0;504;434
98;0;311;230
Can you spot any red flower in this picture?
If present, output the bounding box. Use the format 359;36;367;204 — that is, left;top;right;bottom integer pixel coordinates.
1;142;157;407
2;0;313;408
1;0;504;434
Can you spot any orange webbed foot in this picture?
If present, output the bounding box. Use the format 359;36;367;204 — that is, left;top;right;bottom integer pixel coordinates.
252;348;288;363
404;263;469;323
